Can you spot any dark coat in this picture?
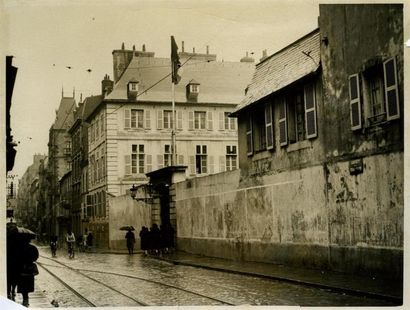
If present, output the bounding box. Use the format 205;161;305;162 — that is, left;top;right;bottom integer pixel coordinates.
17;242;39;293
125;231;135;248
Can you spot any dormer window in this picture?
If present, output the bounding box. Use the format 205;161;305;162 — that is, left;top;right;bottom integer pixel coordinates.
186;79;200;101
127;79;139;100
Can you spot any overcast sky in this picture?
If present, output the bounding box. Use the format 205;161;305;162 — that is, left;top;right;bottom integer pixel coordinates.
5;0;321;179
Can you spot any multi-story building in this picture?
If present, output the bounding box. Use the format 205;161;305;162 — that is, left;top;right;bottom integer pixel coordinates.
69;93;106;238
172;4;403;282
84;43;255;248
16;154;46;231
47;92;76;237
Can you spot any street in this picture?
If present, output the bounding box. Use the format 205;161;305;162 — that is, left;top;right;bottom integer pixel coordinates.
33;246;395;307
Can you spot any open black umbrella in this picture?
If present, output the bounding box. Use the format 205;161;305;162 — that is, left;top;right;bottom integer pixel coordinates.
120;226;135;231
17;227;36;237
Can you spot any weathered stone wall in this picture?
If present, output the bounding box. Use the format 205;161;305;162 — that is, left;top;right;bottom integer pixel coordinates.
108;194;151;250
176;151;403;278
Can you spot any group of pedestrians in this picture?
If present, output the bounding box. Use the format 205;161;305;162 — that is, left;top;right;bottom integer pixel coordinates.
7;222;39;307
49;229;94;258
139;223;175;255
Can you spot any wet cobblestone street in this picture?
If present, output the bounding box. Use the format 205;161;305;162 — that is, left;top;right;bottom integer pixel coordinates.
35;246;396;307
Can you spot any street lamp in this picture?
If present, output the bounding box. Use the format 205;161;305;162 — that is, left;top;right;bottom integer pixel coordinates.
130;183;155;203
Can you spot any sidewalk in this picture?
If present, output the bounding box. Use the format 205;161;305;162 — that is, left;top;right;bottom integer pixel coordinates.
152;251;403;304
13;283;53;309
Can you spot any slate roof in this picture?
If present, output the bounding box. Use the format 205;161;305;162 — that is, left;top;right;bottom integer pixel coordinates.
53;97;76;130
82;95;103;121
105;56;255;104
232;29;320;115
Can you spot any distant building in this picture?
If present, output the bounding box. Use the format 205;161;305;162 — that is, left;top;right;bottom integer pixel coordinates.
16;154;47;231
47;92;76;237
83;43;255;248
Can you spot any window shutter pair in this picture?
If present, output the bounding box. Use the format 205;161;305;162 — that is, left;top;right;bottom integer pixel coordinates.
157;110;163;129
348;57;399;129
145;110;151;129
207;111;213;130
265;104;274;150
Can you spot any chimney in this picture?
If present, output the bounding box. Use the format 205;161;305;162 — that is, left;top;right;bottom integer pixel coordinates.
142;44;146;52
121;42;125;50
240;51;255;63
101;74;114;98
193;47;195;53
182;41;185;52
133;45;135;51
260;49;268;62
206;46;209;54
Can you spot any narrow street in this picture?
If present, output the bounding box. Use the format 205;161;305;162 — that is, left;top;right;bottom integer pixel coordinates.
34;246;395;307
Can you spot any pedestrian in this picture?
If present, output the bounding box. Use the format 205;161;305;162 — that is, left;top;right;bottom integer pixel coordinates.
83;230;89;251
87;231;93;250
139;226;149;255
7;222;19;301
150;224;161;255
50;235;58;257
125;228;136;255
66;229;76;258
17;235;39;307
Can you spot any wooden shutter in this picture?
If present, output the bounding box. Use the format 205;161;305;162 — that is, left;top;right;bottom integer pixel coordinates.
279;98;288;146
207;111;213;130
124;109;130;129
265;104;274;150
178;155;184;165
246;115;253;155
177;110;183;130
209;156;214;174
146;154;152;173
157;154;164;169
189;156;195;175
124;155;131;175
383;57;400;121
219;112;224;130
157;110;163;129
219;155;226;173
188;111;194;130
231;118;237;130
349;74;362;130
304;83;317;139
145;110;151;129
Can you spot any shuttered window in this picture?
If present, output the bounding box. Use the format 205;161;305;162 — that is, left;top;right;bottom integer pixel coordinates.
157;154;164;169
157;110;163;129
383;57;400;121
124;155;131;176
146;154;152;173
265;104;274;150
279;99;288;146
189;156;195;175
207;111;213;130
177;110;183;130
178;155;184;165
145;110;151;129
349;74;362;130
219;112;224;130
246;115;253;156
304;84;317;139
188;111;194;130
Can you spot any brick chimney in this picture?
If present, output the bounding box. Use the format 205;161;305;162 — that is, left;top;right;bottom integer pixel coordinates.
101;74;114;97
112;43;134;83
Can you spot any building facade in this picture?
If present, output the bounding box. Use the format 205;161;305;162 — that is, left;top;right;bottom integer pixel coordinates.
173;4;403;280
84;43;255;248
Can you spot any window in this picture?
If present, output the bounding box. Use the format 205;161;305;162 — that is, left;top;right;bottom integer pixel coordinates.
195;145;207;174
128;82;138;92
131;109;144;128
350;57;400;130
131;144;145;174
226;145;237;171
163;110;173;129
190;84;199;93
164;144;172;167
224;112;236;130
194;111;206;129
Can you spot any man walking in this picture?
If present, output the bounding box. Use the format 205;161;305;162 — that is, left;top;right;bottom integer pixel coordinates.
125;228;135;255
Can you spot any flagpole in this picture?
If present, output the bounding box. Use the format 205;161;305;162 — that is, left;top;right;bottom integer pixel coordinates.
171;81;176;166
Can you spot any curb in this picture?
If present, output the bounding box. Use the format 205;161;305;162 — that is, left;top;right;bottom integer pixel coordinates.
153;256;402;305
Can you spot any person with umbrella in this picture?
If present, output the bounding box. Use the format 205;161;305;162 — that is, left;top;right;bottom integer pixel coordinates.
124;226;136;255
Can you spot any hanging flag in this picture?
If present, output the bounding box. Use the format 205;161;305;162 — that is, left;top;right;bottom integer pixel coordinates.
171;36;181;84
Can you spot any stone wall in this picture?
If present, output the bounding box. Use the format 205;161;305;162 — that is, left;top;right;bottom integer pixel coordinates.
175;151;403;278
108;194;151;250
